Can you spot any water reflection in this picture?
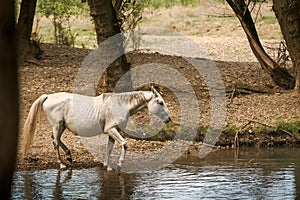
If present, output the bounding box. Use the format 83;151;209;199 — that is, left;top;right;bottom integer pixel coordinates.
11;167;137;199
99;170;137;199
53;170;72;199
11;148;300;199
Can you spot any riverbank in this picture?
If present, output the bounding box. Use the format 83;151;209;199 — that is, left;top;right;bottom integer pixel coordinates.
17;43;299;171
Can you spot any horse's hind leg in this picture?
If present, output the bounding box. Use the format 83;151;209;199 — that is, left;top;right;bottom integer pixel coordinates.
104;136;115;171
59;140;73;163
52;121;67;169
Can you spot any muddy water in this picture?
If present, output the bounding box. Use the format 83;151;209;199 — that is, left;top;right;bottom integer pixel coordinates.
11;148;300;199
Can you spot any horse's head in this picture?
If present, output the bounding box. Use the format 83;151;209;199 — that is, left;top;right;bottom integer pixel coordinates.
147;86;171;123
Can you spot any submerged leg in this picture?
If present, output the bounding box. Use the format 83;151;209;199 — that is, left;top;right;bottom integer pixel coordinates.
103;136;115;171
106;128;127;170
52;122;67;170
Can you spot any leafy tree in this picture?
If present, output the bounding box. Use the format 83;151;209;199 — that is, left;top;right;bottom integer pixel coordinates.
115;0;149;31
116;0;150;49
37;0;89;45
86;0;149;92
226;0;296;89
86;0;129;92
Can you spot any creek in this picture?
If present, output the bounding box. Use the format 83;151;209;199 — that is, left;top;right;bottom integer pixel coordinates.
11;147;300;199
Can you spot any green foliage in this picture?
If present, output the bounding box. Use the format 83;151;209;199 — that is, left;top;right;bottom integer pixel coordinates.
257;15;278;24
252;0;266;2
114;0;151;50
37;0;89;18
153;122;178;141
223;125;238;134
251;125;274;135
275;118;300;135
236;119;300;136
116;0;150;29
149;0;201;9
36;0;89;46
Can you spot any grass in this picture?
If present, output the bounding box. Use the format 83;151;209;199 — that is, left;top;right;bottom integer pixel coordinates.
149;0;201;9
154;118;300;144
226;118;300;136
148;0;226;9
257;15;278;24
34;15;97;48
275;118;300;135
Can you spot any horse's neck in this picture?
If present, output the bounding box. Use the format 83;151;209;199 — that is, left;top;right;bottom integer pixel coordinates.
128;92;150;115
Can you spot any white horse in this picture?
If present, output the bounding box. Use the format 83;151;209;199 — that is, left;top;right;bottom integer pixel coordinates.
21;87;171;170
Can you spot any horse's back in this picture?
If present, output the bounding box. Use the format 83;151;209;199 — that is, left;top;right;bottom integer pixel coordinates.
42;92;73;126
43;92;96;107
42;92;75;113
43;92;105;136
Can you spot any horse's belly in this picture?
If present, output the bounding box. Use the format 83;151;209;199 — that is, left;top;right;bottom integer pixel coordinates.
64;96;104;137
66;118;103;137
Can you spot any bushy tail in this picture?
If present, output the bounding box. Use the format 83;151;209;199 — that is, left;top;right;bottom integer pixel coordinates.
21;94;48;157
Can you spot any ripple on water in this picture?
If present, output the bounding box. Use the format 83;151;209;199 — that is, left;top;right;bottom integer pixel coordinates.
11;148;299;199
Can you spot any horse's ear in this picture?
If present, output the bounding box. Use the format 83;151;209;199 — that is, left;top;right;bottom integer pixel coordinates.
150;85;155;93
150;85;159;97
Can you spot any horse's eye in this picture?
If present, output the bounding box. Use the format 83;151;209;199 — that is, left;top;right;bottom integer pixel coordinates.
158;101;163;105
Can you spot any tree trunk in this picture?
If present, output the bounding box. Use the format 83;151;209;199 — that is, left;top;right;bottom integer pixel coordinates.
87;0;132;93
16;0;40;64
0;0;19;198
273;0;300;92
226;0;295;89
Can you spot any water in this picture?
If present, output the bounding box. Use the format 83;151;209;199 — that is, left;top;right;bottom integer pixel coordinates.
11;148;300;199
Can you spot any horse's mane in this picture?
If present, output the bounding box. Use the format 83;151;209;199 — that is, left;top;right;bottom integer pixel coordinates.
102;91;147;106
117;91;146;106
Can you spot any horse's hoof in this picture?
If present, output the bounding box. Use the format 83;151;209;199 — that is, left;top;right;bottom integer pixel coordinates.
60;163;67;170
107;166;113;171
66;157;73;163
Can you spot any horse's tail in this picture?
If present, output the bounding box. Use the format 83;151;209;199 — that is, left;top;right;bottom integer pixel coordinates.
21;94;48;157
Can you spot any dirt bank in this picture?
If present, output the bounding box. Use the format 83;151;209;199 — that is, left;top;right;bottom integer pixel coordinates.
17;43;299;171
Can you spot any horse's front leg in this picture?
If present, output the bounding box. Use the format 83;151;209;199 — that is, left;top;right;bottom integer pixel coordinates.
106;128;127;170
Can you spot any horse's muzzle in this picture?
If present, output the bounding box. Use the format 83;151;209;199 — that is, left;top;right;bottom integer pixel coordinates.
164;117;171;123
